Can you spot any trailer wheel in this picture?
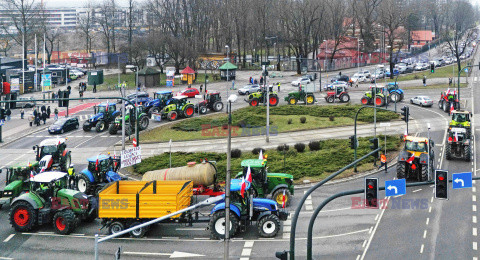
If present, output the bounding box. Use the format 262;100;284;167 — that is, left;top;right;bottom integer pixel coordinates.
396;162;406;179
209;210;239;240
445;144;452;160
257;214;280;238
272;188;291;207
53;210;76;235
129;221;147;238
109;221;125;236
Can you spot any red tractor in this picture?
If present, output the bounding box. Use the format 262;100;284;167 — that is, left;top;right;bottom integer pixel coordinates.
195;92;224;114
324;86;350;103
438;90;459;113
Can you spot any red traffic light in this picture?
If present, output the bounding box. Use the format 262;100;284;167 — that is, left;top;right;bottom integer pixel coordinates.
368;184;373;189
438;176;445;181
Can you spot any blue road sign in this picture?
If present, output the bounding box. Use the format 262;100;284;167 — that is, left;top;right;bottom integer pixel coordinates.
465;68;469;73
452;172;472;189
385;179;406;197
0;119;4;126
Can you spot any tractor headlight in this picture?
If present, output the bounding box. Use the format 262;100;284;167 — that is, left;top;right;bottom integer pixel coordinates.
2;191;13;196
274;204;278;211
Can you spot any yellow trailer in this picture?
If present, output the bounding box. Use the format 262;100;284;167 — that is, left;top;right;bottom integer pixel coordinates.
98;180;193;237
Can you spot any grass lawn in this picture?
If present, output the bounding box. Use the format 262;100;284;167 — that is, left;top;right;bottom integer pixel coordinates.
133;135;403;183
97;72;221;92
401;82;467;90
140;104;399;143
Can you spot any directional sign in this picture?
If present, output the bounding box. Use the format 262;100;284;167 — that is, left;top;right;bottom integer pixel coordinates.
385;179;406;197
465;68;469;73
452;172;472;189
121;146;141;168
0;119;4;126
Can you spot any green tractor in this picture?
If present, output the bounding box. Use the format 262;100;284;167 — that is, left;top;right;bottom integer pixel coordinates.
235;158;294;207
0;162;40;210
161;95;195;121
108;105;150;135
245;88;279;107
284;86;315;105
9;171;97;235
360;86;389;106
449;110;471;138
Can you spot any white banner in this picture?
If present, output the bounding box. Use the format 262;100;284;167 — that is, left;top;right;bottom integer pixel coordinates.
121;146;142;168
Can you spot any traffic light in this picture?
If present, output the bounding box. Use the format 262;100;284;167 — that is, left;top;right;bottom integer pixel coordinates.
369;137;379;158
435;170;448;199
58;90;70;107
365;177;379;208
430;63;435;73
275;251;288;260
349;135;357;149
400;106;409;123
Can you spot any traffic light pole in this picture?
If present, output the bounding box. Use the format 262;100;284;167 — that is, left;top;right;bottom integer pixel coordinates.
304;176;480;260
457;64;472;105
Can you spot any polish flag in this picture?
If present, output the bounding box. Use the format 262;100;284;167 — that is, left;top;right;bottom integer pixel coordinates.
258;150;263;160
113;150;117;168
282;189;286;208
95;155;99;171
446;88;450;95
30;171;35;179
404;130;408;139
246;166;252;183
450;103;454;114
406;153;415;164
454;131;458;142
240;177;246;198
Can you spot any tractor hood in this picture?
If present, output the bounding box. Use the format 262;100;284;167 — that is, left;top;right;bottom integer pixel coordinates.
57;189;89;210
252;198;278;212
89;113;104;122
267;173;294;179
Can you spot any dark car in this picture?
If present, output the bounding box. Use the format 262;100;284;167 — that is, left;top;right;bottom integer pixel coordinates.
48;117;79;134
118;92;149;104
129;96;152;106
330;75;350;83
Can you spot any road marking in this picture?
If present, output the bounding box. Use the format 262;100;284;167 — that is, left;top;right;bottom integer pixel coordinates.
374;214;379;221
412;189;422;193
2;234;14;243
426;218;430;225
474;216;477;224
423;230;427;239
360;196;390;260
430;197;434;203
473;187;476;192
321;207;351;213
304;190;313;211
362;239;367;248
429;206;432;213
70;233;84;236
474;227;478;236
420;244;424;254
473;195;477;202
474;205;477;212
356;255;361;260
0;257;14;260
474;242;478;251
176;228;205;231
241;248;252;256
368;226;373;234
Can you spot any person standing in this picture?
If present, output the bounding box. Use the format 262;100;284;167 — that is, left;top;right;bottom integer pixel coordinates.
423;75;427;87
41;110;47;124
93;82;97;93
199;84;203;93
449;77;452;86
46;106;51;118
41;105;46;114
20;107;24;119
277;82;281;92
5;108;11;121
54;107;58;120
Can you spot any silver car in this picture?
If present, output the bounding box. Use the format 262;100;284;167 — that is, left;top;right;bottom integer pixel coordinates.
16;96;36;108
410;96;433;107
238;84;261;95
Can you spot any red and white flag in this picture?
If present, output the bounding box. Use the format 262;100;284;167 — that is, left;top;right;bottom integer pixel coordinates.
406;153;415;164
246;166;252;183
258;150;263;160
113;150;117;168
404;130;408;139
282;189;286;208
454;131;458;142
30;171;35;179
450;103;454;114
240;177;246;198
95;155;99;171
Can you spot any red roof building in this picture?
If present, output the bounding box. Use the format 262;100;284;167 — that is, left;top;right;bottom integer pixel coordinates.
411;30;435;48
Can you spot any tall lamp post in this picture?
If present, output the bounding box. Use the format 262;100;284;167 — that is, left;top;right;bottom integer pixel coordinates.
323;40;328;81
224;94;238;260
357;38;363;73
225;45;230;97
126;64;139;145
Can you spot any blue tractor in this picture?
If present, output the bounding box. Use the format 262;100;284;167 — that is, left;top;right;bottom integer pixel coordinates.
209;179;288;239
145;91;174;116
386;82;404;103
75;154;124;195
83;103;120;132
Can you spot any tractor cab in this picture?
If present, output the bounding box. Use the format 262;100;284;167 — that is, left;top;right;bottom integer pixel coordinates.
154;91;174;102
95;103;117;116
241;159;268;185
87;155;114;176
440;90;458;102
403;136;433;158
30;171;70;200
450;110;471;124
35;138;67;162
368;85;386;96
333;86;347;95
169;95;189;108
386;82;399;92
0;162;40;207
206;92;222;102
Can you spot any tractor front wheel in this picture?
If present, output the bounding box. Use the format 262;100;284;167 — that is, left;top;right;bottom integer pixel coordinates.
326;96;334;103
438;100;443;109
250;98;259;107
139;116;149;131
257;214;280;238
360;96;369;105
77;174;92;194
108;124;118;135
167;111;178;121
289;97;297;105
306;95;315;105
199;106;208;114
375;97;385;106
389;92;400;103
53;210;76;235
209;210;239;240
272;188;291;207
396;162;406;179
269;95;279;106
95;120;107;132
183;105;195;118
10;201;37;232
83;124;91;132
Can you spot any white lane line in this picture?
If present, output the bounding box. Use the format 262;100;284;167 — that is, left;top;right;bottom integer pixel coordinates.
361;197;390;260
244;241;254;248
473;187;477;192
356;255;361;260
374;214;379;221
412;189;422;193
429;206;432;213
474;242;478;251
321;207;351;213
241;248;252;257
473;195;477;202
423;230;427;239
0;257;14;260
2;234;14;243
474;205;477;212
362;239;367;248
368;226;373;234
420;244;425;254
474;216;477;224
431;197;434;203
426;218;430;225
473;227;478;236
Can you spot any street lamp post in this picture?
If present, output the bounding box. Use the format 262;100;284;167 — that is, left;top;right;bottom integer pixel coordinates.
126;64;139;146
324;40;328;81
357;38;362;73
225;94;238;260
226;45;230;98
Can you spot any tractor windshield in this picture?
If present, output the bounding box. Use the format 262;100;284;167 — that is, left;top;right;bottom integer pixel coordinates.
40;145;57;157
452;113;468;122
405;141;427;152
98;106;107;113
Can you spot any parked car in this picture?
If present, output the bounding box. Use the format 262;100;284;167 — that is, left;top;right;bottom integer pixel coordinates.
324;81;348;91
385;68;400;77
360;70;371;78
16;96;36;108
410;96;433;107
176;87;200;98
238;84;261;95
330;74;350;83
119;92;149;104
291;77;311;86
70;69;84;77
48;117;79;134
398;66;413;74
350;73;366;83
69;72;78;80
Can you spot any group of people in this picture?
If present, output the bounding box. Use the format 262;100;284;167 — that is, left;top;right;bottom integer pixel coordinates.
249;76;281;92
28;105;56;127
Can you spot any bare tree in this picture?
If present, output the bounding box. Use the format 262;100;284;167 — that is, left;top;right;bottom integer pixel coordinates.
98;0;116;59
324;0;349;68
353;0;381;52
77;4;94;54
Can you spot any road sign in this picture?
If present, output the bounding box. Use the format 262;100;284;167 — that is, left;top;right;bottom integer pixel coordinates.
465;68;469;73
385;179;406;197
452;172;472;189
379;122;391;127
0;119;4;126
121;146;141;168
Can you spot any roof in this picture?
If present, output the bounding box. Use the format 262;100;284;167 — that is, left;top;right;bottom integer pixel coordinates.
156;90;173;94
31;171;67;183
87;154;110;162
411;30;434;42
230;178;251;192
40;138;66;147
219;62;238;70
405;136;428;142
241;159;265;168
138;67;160;75
98;102;117;107
180;66;196;74
172;95;188;100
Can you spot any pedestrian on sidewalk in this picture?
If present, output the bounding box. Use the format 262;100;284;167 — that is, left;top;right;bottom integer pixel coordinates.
54;107;58;120
423;75;427;87
28;113;33;127
46;106;51;118
35;113;40;126
199;84;203;93
93;83;97;93
260;76;264;85
277;82;281;92
41;111;47;124
20;107;24;119
449;77;452;86
79;89;84;101
5;108;11;121
41;105;46;114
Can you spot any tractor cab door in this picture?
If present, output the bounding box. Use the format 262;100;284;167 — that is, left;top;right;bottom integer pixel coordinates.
336;87;343;96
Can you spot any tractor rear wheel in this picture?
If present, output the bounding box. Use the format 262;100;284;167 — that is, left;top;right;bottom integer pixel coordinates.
77;174;92;194
396;162;406;179
53;210;76;235
445;144;452;160
129;221;147;238
438;100;443;109
167;111;178;121
340;94;350;103
213;101;224;112
199;106;207;114
149;107;160;116
272;188;291;207
306;95;315;105
61;153;72;172
443;102;449;112
288;97;297;105
109;221;125;236
375;97;384;106
465;144;471;162
139;116;149;131
183;105;195;118
269;95;279;106
360;96;369;105
95;120;107;132
209;210;239;240
421;165;429;182
10;200;37;232
108;124;118;135
85;196;98;223
250;98;259;107
257;214;280;238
